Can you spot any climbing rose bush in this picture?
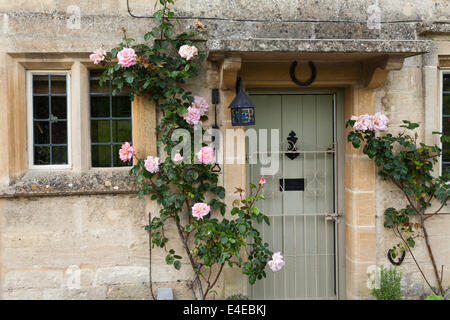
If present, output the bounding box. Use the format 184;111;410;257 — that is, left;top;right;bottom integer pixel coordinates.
91;0;278;300
347;116;449;296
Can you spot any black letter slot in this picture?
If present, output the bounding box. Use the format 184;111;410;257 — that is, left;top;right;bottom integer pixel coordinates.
279;178;305;191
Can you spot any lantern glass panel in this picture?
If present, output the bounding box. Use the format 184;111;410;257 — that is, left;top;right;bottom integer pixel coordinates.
231;108;240;126
240;107;254;125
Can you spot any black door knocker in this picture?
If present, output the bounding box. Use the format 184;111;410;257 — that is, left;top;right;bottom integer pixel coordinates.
290;61;317;87
286;131;300;160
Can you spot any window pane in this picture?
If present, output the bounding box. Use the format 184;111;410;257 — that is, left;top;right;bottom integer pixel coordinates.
50;75;66;94
90;78;110;94
443;75;450;174
443;116;450;162
90;69;104;78
90;70;133;167
33;75;49;94
112;96;132;117
31;73;69;166
112;120;132;142
34;121;49;144
443;144;450;162
34;146;50;165
91;120;111;143
51;121;67;144
51;96;67;119
92;145;111;167
90;96;110;117
444;74;450;92
52;146;68;164
444;116;450;136
33;96;49;119
443;163;450;176
444;94;450;115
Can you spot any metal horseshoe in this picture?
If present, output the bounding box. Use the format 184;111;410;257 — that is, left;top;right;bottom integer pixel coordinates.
387;249;406;266
290;61;317;87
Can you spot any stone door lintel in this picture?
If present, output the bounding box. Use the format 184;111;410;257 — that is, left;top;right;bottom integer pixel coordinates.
215;53;415;90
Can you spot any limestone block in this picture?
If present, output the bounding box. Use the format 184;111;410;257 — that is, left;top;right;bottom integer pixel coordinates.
345;191;375;227
346;224;376;263
4;270;63;290
3;288;63;300
345;258;373;299
93;266;149;286
63;287;107;300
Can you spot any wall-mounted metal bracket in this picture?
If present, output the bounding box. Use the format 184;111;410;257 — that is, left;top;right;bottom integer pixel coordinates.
325;213;342;223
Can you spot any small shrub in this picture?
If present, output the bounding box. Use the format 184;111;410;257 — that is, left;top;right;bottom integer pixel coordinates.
226;293;249;300
370;266;402;300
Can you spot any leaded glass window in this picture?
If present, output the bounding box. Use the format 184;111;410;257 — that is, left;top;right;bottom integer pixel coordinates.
443;73;450;175
89;70;132;167
30;74;69;166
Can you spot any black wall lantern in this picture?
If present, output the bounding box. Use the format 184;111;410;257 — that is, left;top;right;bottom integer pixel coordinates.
228;77;255;126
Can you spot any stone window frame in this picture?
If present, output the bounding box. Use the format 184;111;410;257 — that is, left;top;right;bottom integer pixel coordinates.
26;70;72;170
0;53;157;195
18;58;136;174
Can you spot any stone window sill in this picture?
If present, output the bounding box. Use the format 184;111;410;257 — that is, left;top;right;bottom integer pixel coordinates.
0;168;140;198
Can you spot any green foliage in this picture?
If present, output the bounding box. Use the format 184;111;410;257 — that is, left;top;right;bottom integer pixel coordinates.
347;119;449;296
370;266;403;300
425;294;446;300
347;120;449;256
95;0;272;299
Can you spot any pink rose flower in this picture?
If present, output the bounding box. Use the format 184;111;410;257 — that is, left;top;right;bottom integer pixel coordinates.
196;146;214;165
89;48;106;65
192;96;209;116
117;47;137;68
118;142;135;162
178;45;198;61
372;112;389;132
259;177;266;185
352;114;374;132
268;251;285;272
183;106;201;126
144;156;160;173
192;202;210;220
351;113;389;132
173;153;183;162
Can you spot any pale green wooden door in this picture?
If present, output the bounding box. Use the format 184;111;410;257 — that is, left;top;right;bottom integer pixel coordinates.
247;93;342;300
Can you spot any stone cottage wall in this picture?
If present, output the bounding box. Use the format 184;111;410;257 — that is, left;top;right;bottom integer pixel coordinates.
0;0;449;299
